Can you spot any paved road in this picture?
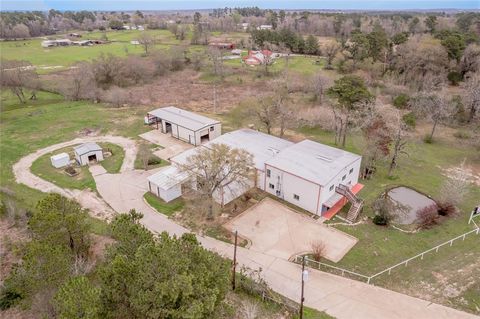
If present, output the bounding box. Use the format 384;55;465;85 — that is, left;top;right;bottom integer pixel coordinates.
13;136;478;319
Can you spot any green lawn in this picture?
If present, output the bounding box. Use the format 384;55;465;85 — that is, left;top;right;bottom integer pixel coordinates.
99;142;125;173
143;192;184;217
30;146;96;191
0;91;150;209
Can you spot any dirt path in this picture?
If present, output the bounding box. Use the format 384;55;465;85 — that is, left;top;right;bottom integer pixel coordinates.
12;135;137;221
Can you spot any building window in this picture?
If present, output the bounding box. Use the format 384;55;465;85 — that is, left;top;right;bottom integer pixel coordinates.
293;194;300;200
266;169;271;177
210;126;214;131
349;168;354;174
269;183;274;189
329;185;334;191
342;175;346;181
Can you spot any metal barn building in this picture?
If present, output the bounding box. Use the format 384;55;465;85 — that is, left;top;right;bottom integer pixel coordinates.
146;107;221;146
147;166;189;203
74;143;104;166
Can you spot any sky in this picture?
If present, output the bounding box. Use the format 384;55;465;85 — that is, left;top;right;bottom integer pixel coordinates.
1;0;479;11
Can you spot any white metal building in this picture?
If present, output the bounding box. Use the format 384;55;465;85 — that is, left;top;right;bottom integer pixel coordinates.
74;143;104;166
169;129;293;205
147;166;190;202
146;107;221;146
264;140;362;216
50;153;70;168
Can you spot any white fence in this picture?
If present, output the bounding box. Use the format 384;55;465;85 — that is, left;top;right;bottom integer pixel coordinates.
296;224;480;285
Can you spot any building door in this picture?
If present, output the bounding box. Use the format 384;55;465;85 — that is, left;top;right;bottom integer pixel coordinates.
165;122;172;134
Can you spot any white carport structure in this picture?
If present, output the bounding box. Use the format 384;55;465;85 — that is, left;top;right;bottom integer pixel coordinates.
147;166;190;202
50;153;70;168
74;142;104;166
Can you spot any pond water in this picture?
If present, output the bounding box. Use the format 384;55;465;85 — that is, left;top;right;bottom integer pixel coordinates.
387;187;436;225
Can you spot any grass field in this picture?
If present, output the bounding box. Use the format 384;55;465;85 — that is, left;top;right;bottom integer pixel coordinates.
0;90;150;209
30;145;97;191
143;192;184;217
98;142;125;173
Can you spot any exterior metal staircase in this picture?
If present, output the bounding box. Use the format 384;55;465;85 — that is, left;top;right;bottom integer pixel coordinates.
335;184;364;222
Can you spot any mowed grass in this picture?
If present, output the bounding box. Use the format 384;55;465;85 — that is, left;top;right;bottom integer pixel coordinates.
0;91;151;208
143;192;184;217
297;125;480;313
30;145;96;191
98;142;125;173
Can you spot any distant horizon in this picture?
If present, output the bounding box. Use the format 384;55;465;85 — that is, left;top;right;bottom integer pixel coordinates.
2;1;479;12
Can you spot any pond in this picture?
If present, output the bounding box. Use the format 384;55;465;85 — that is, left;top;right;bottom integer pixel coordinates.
387;187;436;225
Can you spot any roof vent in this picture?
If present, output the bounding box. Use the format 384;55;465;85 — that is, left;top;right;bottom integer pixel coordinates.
316;154;333;162
268;147;280;155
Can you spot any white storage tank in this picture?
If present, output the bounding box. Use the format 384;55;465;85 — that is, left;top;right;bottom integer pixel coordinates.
50;153;70;168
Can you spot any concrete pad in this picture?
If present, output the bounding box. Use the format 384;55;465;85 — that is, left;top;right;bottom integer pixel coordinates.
225;198;357;262
139;130;193;160
89;164;107;176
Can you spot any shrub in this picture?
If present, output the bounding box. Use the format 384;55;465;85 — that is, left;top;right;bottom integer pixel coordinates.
402;112;416;128
423;134;433;144
310;241;326;262
416;204;440;229
0;288;23;310
437;201;456;216
453;130;471;139
373;214;389;225
147;156;162;166
447;71;462;85
393;94;410;109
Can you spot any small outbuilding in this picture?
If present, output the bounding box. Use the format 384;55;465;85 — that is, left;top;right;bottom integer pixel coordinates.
74;142;104;166
50;153;70;168
147;166;190;202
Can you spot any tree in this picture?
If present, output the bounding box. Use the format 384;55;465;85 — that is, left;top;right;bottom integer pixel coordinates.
460;44;480;77
208;47;225;80
0;60;38;103
108;19;123;30
326;75;374;147
62;62;94;101
440;33;466;62
366;24;388;62
323;41;341;69
391;32;409;45
54;276;101;319
193;12;202;24
101;229;230;319
346;30;369;67
462;74;480;122
362;115;392;179
137;143;151;170
388;111;409;177
180;144;254;216
304;35;319;55
425;15;437;34
31;193;91;258
11;23;30;39
413;93;453;142
310;72;331;105
437;161;470;212
137;32;153;55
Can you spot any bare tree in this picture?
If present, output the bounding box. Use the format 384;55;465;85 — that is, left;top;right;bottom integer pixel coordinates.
179;144;254;219
137;143;151;170
138;32;154;55
208;47;224;80
310;72;332;105
0;60;38;103
388;111;408;177
323;41;341;69
462;74;480;123
310;241;326;261
413;92;454;142
62;62;94;101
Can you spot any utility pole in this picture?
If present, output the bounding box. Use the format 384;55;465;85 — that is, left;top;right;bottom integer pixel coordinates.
300;256;308;319
232;230;238;290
